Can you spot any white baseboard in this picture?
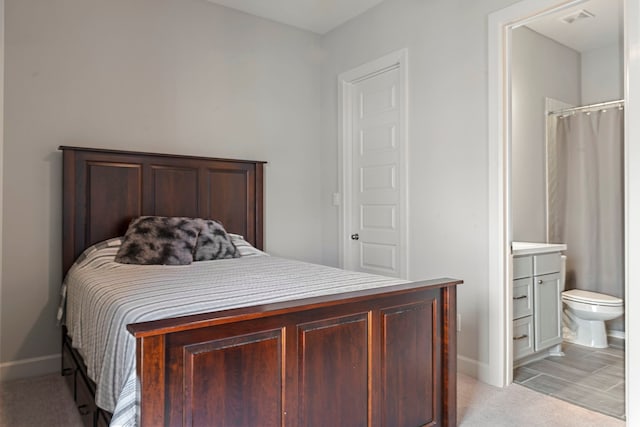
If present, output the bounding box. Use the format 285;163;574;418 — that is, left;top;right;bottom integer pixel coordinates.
0;354;60;382
457;355;492;384
608;330;625;340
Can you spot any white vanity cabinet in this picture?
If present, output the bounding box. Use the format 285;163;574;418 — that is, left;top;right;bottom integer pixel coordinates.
512;243;565;363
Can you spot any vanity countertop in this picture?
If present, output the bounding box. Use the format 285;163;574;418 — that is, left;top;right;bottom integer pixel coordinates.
512;241;567;256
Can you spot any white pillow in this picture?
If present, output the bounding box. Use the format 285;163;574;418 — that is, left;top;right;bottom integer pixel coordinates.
229;234;268;257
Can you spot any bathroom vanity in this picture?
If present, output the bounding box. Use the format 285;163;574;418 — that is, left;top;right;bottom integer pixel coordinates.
511;242;567;366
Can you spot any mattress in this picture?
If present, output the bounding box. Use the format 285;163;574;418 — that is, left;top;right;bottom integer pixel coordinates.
59;239;406;427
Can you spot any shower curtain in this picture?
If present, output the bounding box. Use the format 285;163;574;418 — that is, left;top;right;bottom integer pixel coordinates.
547;108;624;298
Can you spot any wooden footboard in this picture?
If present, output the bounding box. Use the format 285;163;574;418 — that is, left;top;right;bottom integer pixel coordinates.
127;278;460;427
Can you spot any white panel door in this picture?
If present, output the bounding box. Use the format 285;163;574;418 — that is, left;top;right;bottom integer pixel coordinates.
348;67;405;277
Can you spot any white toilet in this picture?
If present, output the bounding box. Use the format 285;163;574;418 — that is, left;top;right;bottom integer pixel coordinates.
560;255;624;348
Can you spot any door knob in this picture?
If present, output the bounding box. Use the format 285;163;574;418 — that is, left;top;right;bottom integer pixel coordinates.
351;233;360;241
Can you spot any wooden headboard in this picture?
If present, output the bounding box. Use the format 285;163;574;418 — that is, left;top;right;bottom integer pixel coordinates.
60;146;265;275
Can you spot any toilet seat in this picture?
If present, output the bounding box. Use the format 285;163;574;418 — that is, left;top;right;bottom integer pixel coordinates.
562;289;623;307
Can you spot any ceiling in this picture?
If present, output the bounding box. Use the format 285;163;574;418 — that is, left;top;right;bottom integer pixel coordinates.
523;0;621;52
207;0;621;52
206;0;385;34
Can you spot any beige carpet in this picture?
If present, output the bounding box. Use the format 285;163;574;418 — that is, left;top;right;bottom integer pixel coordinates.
0;374;83;427
457;373;624;426
0;372;626;426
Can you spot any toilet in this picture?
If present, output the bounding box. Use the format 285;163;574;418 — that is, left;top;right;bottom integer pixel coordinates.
560;255;624;348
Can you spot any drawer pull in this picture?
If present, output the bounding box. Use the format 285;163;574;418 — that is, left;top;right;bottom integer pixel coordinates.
78;404;91;416
538;279;543;284
62;367;74;376
513;295;528;300
513;334;529;341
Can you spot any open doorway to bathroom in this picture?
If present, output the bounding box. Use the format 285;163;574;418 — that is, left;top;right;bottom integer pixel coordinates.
510;0;625;420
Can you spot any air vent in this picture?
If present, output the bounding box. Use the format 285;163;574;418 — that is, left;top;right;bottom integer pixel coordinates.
560;9;595;24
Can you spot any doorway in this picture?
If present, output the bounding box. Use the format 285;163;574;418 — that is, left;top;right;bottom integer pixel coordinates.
488;0;640;423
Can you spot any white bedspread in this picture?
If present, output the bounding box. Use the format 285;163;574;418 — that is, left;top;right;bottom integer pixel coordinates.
60;241;406;426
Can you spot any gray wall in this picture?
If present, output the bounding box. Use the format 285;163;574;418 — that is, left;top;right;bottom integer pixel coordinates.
1;0;325;376
511;27;581;243
582;43;624;105
320;0;519;373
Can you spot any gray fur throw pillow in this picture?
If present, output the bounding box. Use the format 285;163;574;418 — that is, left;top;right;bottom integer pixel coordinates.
193;219;240;261
115;216;200;265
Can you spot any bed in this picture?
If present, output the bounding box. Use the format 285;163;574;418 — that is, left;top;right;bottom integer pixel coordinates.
59;146;461;427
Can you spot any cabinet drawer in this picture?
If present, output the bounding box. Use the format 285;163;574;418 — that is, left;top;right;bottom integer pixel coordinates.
513;316;534;360
533;252;561;276
513;256;532;279
61;342;77;398
76;375;97;427
513;278;533;320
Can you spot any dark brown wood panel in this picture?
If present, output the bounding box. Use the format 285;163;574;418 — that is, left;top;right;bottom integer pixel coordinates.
443;286;457;427
298;314;369;427
60;146;266;274
183;330;283;427
164;320;287;427
205;166;253;240
86;162;142;247
381;301;438;427
150;165;199;217
138;335;165;427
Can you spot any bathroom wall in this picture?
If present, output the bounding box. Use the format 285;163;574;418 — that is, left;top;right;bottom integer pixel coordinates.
582;43;624;105
511;27;581;243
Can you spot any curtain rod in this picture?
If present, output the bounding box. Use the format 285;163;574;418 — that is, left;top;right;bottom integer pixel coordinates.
548;99;625;116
